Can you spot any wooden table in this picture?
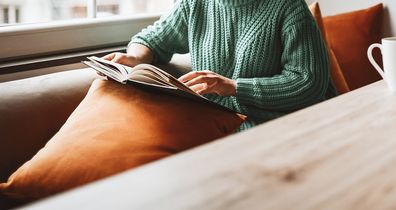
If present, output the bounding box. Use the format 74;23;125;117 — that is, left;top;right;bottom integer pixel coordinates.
24;81;396;210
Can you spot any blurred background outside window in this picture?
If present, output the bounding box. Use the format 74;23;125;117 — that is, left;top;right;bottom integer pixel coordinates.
0;0;173;26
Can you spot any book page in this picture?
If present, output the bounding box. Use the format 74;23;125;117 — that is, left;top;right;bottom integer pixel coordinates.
83;60;125;83
85;56;205;99
88;56;130;77
131;69;170;86
129;74;176;89
130;64;202;97
83;56;235;113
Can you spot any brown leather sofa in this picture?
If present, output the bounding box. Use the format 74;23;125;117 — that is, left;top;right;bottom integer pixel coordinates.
0;55;191;208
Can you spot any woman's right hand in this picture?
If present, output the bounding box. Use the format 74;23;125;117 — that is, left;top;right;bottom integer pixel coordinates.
102;44;154;67
102;52;142;67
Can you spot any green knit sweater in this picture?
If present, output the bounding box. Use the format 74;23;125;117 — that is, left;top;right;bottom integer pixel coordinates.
131;0;335;130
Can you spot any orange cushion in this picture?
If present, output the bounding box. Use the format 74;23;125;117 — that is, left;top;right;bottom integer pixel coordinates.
0;79;245;200
323;3;383;90
309;2;350;94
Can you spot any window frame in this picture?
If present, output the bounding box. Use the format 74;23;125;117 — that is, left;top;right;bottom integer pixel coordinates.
0;13;161;63
0;0;175;76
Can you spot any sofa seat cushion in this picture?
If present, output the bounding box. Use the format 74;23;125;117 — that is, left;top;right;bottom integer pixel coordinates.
0;79;245;201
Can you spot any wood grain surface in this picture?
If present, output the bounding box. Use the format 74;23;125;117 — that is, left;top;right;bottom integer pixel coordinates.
25;81;396;210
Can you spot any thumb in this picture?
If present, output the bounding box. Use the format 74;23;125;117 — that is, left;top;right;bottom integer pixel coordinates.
102;53;115;61
111;54;124;64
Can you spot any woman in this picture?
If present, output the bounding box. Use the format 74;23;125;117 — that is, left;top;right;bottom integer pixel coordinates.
104;0;336;131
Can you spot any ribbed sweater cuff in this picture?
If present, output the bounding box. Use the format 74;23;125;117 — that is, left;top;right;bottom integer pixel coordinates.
236;78;255;105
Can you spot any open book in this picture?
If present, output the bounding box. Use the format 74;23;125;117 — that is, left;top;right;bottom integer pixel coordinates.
82;56;234;112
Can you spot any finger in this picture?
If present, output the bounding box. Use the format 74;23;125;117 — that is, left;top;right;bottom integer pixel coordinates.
190;83;206;93
178;72;199;83
112;54;137;68
187;76;218;89
178;71;207;83
185;76;207;87
111;53;124;63
185;76;215;88
190;83;213;95
197;88;212;95
102;53;115;61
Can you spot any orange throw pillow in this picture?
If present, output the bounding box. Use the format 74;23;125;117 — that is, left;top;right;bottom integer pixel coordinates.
0;79;245;200
323;4;383;90
309;2;350;94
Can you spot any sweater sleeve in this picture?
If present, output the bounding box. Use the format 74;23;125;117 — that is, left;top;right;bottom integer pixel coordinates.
235;17;330;112
129;0;190;63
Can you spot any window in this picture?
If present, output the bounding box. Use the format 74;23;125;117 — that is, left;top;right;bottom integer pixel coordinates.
0;0;173;26
0;0;174;72
97;0;173;17
0;1;87;25
0;5;21;25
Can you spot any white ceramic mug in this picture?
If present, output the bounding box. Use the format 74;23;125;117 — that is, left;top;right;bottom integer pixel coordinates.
368;37;396;91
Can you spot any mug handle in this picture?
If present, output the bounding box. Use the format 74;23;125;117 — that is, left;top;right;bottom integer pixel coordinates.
367;43;385;79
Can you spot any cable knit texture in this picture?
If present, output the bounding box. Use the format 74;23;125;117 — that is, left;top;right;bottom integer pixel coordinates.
131;0;335;130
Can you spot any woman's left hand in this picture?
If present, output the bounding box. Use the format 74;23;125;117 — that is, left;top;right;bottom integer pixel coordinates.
178;70;237;96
